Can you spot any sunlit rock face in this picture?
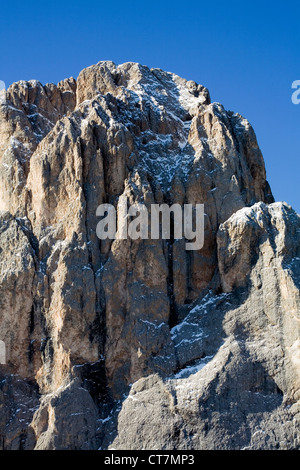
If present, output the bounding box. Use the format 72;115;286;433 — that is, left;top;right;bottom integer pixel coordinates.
0;61;299;450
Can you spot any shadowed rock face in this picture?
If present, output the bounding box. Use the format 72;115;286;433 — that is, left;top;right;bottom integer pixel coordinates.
0;61;299;450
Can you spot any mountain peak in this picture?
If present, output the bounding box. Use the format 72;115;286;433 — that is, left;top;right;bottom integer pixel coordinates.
0;62;299;450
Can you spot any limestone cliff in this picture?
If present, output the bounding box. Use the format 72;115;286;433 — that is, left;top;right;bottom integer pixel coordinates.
0;61;298;450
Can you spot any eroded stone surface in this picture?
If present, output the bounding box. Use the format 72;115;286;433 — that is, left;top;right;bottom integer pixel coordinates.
0;61;298;450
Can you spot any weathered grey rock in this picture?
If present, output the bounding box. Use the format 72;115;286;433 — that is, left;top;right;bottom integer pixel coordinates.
0;373;39;450
110;202;300;450
0;78;76;214
0;212;38;378
0;61;298;450
31;379;98;450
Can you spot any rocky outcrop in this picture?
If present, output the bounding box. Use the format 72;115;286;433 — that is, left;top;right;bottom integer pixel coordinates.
0;61;298;450
0;78;76;214
110;202;300;450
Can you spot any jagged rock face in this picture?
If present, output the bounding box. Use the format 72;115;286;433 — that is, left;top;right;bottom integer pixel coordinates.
0;61;299;450
111;202;300;450
0;78;76;214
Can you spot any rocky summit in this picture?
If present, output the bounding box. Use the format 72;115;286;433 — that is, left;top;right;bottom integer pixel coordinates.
0;61;299;450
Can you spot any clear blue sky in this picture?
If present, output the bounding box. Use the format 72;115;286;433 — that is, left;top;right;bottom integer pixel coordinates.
1;0;299;213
